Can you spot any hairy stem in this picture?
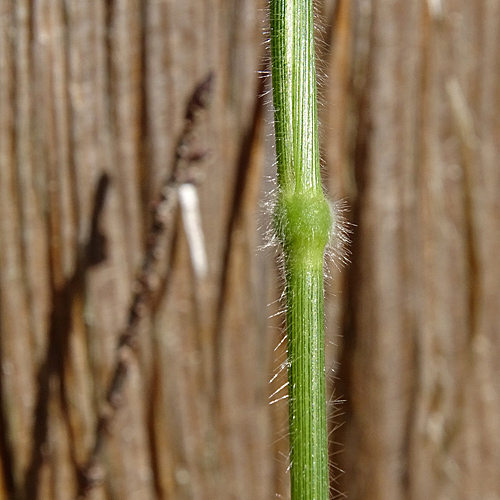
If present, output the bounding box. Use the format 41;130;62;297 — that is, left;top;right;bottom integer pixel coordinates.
270;0;330;499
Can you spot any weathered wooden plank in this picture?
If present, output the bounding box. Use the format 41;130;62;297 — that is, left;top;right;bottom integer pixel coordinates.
332;1;500;500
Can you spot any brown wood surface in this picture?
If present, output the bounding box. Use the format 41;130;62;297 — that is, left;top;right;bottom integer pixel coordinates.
1;1;500;500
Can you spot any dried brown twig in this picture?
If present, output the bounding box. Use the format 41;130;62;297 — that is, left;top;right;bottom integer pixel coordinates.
77;72;214;498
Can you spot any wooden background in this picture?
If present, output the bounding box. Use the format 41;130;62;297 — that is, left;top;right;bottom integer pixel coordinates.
1;1;500;499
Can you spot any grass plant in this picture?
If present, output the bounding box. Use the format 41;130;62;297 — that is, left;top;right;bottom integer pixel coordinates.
269;0;331;499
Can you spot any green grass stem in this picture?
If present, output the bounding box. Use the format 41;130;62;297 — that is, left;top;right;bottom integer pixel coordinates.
270;1;331;499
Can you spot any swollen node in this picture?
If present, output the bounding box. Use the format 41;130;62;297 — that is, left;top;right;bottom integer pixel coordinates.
273;192;331;262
